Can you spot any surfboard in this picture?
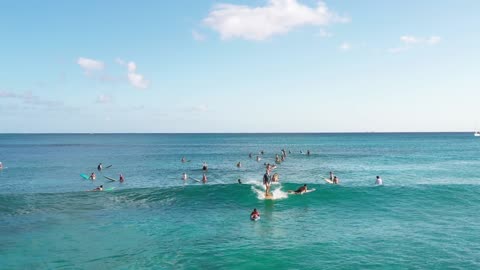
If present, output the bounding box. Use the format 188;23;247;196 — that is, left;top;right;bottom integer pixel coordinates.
191;177;201;183
324;178;334;184
105;187;116;191
104;176;117;181
105;165;112;169
80;174;89;180
264;193;274;199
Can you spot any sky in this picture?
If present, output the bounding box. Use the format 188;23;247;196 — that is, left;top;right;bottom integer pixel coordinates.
1;0;479;133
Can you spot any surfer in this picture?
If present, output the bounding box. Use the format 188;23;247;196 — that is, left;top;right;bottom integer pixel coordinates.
294;184;308;194
329;171;334;181
238;179;242;184
237;162;242;168
202;173;207;183
260;150;264;155
119;174;125;183
97;163;103;171
0;162;3;170
182;173;188;180
249;153;252;158
256;156;261;162
89;172;96;180
375;176;383;185
250;209;260;220
333;176;339;184
181;157;186;163
263;170;271;196
307;150;311;156
202;162;208;171
92;185;103;191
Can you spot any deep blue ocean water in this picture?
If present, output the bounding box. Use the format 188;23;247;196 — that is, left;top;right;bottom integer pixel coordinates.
1;133;480;269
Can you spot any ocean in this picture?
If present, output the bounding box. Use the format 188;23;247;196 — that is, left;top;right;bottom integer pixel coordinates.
1;133;479;269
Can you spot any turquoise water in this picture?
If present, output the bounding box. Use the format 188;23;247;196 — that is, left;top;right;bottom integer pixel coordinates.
1;133;480;269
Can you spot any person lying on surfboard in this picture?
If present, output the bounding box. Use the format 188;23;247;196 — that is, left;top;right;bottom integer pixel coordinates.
294;184;308;194
250;209;260;220
92;185;103;191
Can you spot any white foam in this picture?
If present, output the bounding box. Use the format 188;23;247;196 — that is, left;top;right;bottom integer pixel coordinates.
251;185;288;200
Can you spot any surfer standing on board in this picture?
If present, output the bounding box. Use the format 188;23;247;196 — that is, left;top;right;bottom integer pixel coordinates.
263;170;271;196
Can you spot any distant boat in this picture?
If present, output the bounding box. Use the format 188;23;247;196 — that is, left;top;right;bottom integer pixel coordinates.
475;131;480;137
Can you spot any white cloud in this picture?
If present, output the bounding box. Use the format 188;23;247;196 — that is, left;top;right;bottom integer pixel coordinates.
77;57;104;74
204;0;349;40
192;30;206;41
389;35;441;53
116;59;150;89
96;94;112;104
339;42;351;51
317;29;332;38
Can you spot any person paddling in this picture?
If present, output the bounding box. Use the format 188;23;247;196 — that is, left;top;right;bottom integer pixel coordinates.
92;185;103;191
294;184;308;194
250;208;260;220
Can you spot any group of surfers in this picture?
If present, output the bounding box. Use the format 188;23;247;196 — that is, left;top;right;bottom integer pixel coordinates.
89;163;125;191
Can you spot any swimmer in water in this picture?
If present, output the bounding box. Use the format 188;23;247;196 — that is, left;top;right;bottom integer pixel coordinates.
202;173;207;183
89;172;96;180
119;174;125;183
237;162;242;168
181;157;186;163
250;208;260;220
238;179;242;184
97;163;103;171
182;173;188;180
329;171;334;181
202;162;208;171
249;153;252;158
375;176;383;185
0;162;3;170
307;150;311;156
256;156;261;162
